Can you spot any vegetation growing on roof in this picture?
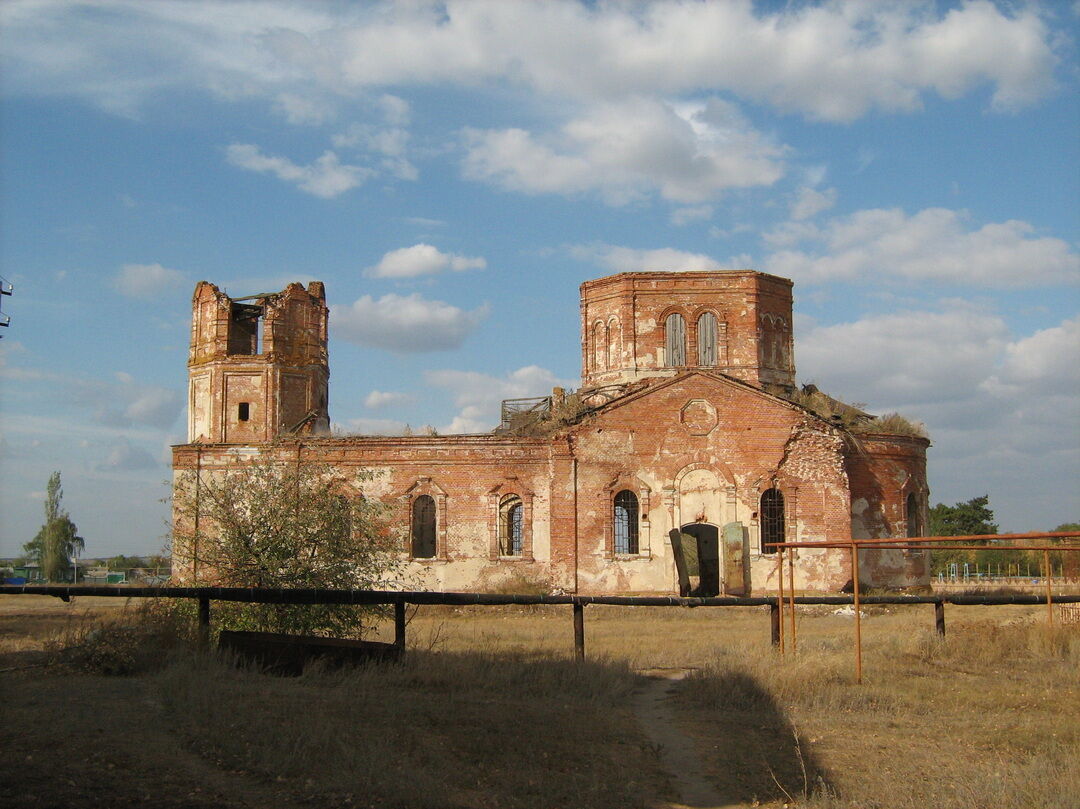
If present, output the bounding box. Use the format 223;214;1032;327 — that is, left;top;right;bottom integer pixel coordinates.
784;385;927;438
503;391;592;437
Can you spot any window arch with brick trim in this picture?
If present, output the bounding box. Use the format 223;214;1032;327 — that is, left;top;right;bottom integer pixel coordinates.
760;488;785;555
601;476;652;559
593;320;607;372
402;477;449;561
607;316;621;369
488;482;534;561
499;494;524;556
613;490;639;555
665;312;687;366
411;495;437;559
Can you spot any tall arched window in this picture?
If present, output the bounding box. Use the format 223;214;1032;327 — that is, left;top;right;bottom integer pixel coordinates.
906;492;921;538
665;313;686;366
593;321;607;372
760;488;785;555
411;495;436;558
499;494;523;556
613;490;639;555
698;312;718;366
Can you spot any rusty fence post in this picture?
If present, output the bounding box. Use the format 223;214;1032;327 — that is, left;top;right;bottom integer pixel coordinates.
934;600;946;636
1044;549;1054;626
573;601;585;661
851;541;862;685
770;601;781;647
197;594;210;651
394;599;407;650
787;550;797;653
776;547;785;655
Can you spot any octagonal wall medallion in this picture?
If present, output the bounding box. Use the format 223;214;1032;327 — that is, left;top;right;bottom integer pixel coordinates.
680;399;717;436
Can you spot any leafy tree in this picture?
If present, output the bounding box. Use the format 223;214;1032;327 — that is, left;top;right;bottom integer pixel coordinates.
107;554;147;570
928;495;998;575
24;472;84;582
1051;522;1080;579
171;458;403;637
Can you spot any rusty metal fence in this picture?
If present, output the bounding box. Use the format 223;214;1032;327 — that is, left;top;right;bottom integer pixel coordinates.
3;581;1078;683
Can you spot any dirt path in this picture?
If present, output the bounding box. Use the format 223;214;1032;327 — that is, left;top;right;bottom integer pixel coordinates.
633;667;744;809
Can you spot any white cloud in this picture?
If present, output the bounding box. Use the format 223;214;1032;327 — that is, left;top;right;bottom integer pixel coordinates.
798;309;1079;529
463;97;785;204
97;438;158;472
571;244;728;273
790;186;837;221
364;390;414;409
332;122;417;180
330;293;488;352
273;92;335;125
72;373;183;431
226;143;370;198
366;243;486;279
764;207;1080;286
426;365;575;434
1;2;1059;122
112;263;185;299
670;205;713;226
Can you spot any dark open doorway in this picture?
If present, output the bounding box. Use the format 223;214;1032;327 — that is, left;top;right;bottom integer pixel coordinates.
671;523;720;597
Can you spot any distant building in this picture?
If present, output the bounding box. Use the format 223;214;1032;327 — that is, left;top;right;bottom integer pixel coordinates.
172;270;930;594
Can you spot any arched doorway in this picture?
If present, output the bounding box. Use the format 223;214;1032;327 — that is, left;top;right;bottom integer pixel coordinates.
672;523;720;597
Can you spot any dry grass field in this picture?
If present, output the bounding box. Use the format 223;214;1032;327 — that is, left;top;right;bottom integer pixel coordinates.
1;594;1077;809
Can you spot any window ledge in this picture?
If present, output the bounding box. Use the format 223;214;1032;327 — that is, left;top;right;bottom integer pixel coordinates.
409;557;450;565
498;556;535;563
613;553;651;561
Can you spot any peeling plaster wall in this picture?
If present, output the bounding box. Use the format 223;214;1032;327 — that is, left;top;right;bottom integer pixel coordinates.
846;433;932;590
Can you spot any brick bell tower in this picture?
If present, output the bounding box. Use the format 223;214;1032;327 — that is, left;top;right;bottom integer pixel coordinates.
186;281;330;444
579;270;795;396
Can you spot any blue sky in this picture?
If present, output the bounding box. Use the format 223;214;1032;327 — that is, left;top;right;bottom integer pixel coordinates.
1;0;1077;557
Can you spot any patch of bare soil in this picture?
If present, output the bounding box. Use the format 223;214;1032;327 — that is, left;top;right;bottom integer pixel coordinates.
633;668;732;809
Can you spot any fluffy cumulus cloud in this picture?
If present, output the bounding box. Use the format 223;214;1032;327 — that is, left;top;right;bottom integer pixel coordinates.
572;244;751;274
425;365;575;434
112;263;186;299
97;438;158;472
363;390;414;409
463;97;785;204
764;207;1080;286
366;243;486;279
226;144;370;198
798;308;1079;528
3;2;1058;122
330;293;488;352
72;372;184;431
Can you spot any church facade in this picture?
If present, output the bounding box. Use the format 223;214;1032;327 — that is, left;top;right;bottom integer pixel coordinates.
172;270;931;595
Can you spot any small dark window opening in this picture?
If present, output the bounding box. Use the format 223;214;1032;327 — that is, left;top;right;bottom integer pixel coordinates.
614;490;639;554
228;302;263;355
237;402;250;422
499;495;523;556
411;495;437;558
761;488;785;554
906;492;921;538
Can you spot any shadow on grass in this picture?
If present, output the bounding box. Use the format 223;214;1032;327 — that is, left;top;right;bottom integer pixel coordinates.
677;669;834;806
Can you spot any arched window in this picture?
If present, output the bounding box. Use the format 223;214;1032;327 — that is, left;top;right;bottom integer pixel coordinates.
665;313;686;366
593;321;607;371
613;490;639;555
697;312;718;366
906;492;921;538
607;317;620;369
411;495;436;558
499;494;524;556
760;488;785;555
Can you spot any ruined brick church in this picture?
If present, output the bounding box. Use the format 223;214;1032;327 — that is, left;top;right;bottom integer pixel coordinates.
172;270;930;595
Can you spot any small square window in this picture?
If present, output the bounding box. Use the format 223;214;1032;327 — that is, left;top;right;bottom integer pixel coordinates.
238;402;250;421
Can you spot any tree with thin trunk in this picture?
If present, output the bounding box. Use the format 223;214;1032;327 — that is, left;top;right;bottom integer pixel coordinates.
171;458;404;637
24;472;84;582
